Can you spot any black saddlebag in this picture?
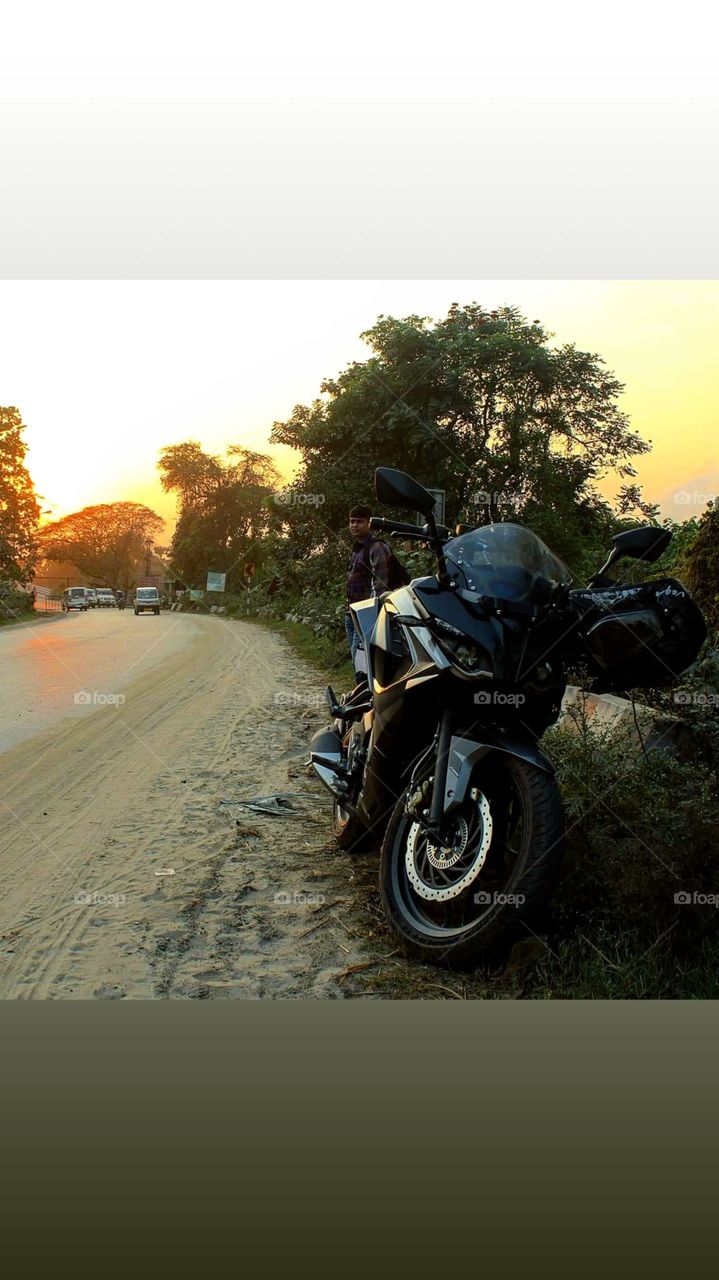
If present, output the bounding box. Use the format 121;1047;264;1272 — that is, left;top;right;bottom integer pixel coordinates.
570;577;707;692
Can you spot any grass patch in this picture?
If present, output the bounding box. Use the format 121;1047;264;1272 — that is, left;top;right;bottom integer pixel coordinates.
522;928;719;999
0;605;35;627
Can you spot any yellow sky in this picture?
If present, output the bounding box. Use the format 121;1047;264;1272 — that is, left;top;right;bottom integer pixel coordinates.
2;280;717;534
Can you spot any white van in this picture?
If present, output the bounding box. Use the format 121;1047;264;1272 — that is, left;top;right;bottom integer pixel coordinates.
134;586;161;616
62;587;89;612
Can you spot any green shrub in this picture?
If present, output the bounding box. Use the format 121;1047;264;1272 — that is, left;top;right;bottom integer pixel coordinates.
544;712;719;949
0;582;34;624
527;924;719;999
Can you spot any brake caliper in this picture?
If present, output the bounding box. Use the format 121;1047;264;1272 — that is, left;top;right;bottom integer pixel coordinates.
406;777;432;821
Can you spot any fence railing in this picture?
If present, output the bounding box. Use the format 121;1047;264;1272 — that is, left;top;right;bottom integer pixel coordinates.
32;593;63;613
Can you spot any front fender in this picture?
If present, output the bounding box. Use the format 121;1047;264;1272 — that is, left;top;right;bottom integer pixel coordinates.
443;728;554;816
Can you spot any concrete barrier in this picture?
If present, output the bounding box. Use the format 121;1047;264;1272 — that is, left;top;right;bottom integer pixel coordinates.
559;686;653;730
558;685;692;760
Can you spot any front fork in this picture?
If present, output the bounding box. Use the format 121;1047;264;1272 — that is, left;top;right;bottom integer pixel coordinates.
405;709;453;836
429;709;453;829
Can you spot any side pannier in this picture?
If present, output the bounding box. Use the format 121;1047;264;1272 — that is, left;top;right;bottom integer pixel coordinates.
570;577;707;692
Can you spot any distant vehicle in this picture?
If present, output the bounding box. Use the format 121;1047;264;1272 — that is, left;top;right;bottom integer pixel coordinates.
62;587;89;612
134;587;160;616
95;589;117;608
85;588;98;607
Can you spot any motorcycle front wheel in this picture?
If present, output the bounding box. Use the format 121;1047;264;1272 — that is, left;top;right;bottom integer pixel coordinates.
379;754;563;967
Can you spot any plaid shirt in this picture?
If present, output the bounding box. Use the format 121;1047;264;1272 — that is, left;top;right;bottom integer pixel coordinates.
346;535;392;605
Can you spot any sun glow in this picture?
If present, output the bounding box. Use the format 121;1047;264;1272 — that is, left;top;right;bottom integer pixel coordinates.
3;280;717;534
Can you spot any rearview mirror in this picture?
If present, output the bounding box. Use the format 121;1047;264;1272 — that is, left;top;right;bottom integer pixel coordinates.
588;523;673;588
611;525;672;564
375;467;436;517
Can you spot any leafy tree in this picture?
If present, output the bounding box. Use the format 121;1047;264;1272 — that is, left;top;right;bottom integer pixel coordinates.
270;304;653;576
655;515;701;576
158;443;282;589
0;406;40;584
675;502;719;635
156;441;225;507
38;502;164;592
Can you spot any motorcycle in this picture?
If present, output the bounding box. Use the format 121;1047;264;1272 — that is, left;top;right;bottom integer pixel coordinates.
310;467;707;966
116;596;125;610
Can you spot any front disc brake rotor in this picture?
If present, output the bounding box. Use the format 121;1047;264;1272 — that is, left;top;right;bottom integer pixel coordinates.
405;790;493;902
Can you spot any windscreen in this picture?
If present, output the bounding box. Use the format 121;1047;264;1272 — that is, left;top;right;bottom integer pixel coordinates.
444;523;572;602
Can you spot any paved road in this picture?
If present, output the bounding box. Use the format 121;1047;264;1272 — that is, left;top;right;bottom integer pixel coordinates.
0;607;204;754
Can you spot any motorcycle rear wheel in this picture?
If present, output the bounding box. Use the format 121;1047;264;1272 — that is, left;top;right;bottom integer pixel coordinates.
379;754;563;967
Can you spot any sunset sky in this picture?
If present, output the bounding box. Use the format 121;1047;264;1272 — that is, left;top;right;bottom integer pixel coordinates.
2;280;717;537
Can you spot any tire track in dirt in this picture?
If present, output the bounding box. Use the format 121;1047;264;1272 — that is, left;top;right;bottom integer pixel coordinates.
0;615;377;998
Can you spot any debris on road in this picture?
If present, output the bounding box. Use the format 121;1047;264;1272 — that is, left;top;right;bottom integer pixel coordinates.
234;794;297;816
220;791;322;818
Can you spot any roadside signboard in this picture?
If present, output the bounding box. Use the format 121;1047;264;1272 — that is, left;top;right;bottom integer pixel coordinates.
207;571;226;592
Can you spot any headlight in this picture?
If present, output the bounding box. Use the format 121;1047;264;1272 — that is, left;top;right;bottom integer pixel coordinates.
431;621;490;673
443;638;487;671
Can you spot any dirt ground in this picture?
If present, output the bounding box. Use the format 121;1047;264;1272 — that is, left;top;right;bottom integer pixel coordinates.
0;613;397;999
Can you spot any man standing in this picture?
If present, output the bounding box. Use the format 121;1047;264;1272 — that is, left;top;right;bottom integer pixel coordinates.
345;504;391;677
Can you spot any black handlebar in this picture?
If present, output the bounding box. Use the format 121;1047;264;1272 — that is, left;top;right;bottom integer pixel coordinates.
369;517;427;538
